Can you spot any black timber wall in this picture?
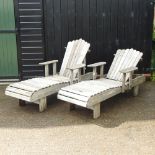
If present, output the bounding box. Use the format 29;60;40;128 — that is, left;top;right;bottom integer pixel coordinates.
44;0;154;73
15;0;46;79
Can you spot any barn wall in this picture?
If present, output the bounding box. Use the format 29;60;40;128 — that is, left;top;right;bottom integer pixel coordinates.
44;0;154;73
15;0;46;79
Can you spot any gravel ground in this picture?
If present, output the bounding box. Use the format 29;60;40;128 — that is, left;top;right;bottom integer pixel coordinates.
0;82;155;155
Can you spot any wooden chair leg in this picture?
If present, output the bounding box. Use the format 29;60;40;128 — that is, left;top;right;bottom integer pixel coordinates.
69;104;76;111
39;97;47;112
133;85;139;97
93;103;100;119
19;100;26;106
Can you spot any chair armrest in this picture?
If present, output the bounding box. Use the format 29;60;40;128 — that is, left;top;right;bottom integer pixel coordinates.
87;62;107;80
39;60;58;66
67;64;86;70
120;67;138;73
67;64;86;84
120;67;138;93
39;60;58;77
87;62;106;68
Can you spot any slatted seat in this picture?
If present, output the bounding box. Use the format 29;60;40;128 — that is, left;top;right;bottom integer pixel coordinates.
6;76;70;102
58;49;146;119
5;39;91;112
61;79;122;98
59;79;122;107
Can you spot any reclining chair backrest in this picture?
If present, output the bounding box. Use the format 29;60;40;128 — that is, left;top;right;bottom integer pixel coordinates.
59;39;90;79
107;49;143;82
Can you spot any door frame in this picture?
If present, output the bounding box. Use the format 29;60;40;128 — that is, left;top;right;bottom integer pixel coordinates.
0;0;20;81
13;0;22;80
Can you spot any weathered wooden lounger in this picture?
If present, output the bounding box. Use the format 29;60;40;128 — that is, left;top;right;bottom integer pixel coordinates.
5;39;91;112
58;49;146;119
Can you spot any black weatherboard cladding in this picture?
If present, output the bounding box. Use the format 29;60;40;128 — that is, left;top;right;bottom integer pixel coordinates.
44;0;154;73
16;0;45;79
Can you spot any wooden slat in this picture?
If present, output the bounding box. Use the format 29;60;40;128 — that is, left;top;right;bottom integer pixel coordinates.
113;49;133;80
76;42;90;65
68;40;83;68
5;90;31;102
72;41;90;78
59;41;74;76
67;64;85;70
88;87;122;106
107;49;123;78
45;75;70;83
31;82;69;101
60;39;89;79
116;49;138;81
9;82;38;91
63;40;79;77
62;39;90;79
98;78;122;86
6;87;33;97
6;77;70;102
57;75;146;108
87;62;106;67
22;79;51;89
88;75;145;106
59;90;89;102
107;49;143;81
117;49;137;80
39;60;58;65
119;50;143;81
65;39;84;77
111;49;129;80
81;72;93;81
132;75;146;87
30;78;60;86
57;94;87;108
61;79;122;98
58;80;126;107
120;67;138;73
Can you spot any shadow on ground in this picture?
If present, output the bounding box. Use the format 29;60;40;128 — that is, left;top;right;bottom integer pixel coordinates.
0;82;155;128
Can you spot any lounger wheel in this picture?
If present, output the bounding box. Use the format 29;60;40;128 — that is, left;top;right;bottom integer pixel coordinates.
133;85;139;97
19;100;26;106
